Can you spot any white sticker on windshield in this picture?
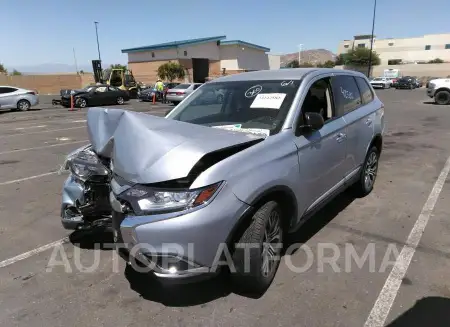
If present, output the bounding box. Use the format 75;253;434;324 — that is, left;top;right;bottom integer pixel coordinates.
250;93;286;109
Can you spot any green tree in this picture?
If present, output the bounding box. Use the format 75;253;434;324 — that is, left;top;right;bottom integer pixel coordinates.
343;48;380;66
428;58;444;64
11;69;22;76
0;63;7;74
317;60;336;68
286;59;300;68
110;64;127;70
157;62;185;82
335;54;345;66
299;62;314;68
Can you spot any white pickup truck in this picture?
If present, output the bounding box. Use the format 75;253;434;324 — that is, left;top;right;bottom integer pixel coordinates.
427;78;450;105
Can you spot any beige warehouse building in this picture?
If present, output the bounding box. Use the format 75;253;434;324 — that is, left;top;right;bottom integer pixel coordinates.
337;33;450;65
121;36;271;84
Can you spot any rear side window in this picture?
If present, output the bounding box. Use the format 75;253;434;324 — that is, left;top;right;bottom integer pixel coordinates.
0;87;17;94
355;77;374;104
330;75;362;115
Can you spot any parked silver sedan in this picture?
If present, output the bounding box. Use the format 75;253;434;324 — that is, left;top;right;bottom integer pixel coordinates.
369;77;392;89
166;83;202;105
0;86;39;111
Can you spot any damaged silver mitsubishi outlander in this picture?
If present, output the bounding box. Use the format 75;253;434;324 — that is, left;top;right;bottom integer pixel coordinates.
60;68;385;294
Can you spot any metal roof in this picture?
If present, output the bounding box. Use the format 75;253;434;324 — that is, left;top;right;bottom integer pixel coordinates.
208;68;366;83
220;40;270;52
121;36;226;53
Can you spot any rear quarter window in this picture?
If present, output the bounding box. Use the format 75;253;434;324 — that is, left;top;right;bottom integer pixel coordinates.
330;75;362;116
0;87;18;94
355;77;374;104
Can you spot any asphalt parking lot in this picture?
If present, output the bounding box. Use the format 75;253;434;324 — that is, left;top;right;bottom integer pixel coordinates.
1;89;450;327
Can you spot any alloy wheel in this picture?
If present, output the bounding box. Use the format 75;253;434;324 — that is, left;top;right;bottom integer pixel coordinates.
364;151;378;190
117;97;124;105
77;98;87;108
18;100;30;110
261;210;282;277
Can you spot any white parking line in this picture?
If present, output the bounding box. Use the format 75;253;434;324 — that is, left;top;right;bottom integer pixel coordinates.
15;125;47;130
0;140;88;155
0;171;59;186
0;238;69;268
364;155;450;327
0;126;84;138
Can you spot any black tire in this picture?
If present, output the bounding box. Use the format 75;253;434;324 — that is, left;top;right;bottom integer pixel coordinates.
351;146;380;197
116;96;125;105
75;97;87;108
231;201;283;295
172;101;180;106
17;99;31;111
434;90;450;105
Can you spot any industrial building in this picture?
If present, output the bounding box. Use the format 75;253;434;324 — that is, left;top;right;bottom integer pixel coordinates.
337;33;450;65
121;36;271;84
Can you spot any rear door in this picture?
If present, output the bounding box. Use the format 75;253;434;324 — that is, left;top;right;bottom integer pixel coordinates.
333;75;377;179
0;87;19;109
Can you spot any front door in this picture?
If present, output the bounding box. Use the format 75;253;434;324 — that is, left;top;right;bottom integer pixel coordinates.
293;76;348;214
0;87;18;109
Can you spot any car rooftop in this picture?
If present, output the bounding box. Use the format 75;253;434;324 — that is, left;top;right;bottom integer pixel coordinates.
208;68;366;83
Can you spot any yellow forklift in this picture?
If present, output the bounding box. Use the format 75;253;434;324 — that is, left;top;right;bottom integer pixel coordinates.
92;60;140;98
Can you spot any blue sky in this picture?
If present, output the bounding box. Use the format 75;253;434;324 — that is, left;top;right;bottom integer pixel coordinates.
2;0;449;67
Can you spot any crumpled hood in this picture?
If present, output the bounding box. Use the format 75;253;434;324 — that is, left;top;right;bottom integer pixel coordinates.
86;107;265;184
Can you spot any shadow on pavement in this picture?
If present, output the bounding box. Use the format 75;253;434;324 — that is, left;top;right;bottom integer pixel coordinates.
69;228;114;251
422;101;437;105
386;296;450;327
284;191;355;255
0;108;42;115
124;265;231;307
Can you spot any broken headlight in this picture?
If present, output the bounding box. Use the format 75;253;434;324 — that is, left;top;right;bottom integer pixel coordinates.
61;145;109;181
119;181;224;215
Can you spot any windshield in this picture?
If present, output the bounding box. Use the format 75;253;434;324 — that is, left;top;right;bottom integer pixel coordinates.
81;86;95;92
173;84;191;89
373;78;384;81
166;79;301;136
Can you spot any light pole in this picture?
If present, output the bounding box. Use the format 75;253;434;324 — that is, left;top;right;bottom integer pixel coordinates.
94;21;101;61
367;0;377;77
298;44;303;65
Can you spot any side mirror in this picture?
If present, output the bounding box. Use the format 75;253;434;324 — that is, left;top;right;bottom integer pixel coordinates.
300;112;324;133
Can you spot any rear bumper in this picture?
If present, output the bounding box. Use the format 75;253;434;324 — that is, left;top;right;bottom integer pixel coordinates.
166;94;185;102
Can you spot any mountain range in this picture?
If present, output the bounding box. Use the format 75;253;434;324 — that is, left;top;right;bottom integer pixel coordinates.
280;49;336;67
5;63;100;75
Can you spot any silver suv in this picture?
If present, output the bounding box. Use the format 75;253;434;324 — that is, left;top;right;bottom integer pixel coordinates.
68;68;385;294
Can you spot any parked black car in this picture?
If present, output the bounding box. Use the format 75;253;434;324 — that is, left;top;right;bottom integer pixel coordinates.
60;85;130;108
394;76;417;89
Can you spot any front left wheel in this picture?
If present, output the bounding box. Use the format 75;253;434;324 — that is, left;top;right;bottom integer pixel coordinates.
17;99;31;111
435;90;450;105
231;201;283;295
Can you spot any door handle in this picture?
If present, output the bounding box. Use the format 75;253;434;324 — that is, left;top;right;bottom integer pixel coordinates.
365;118;373;126
335;132;347;143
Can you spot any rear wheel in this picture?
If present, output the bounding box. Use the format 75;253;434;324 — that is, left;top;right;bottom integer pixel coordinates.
435;90;450;105
17;99;31;111
116;96;124;105
351;146;380;197
231;201;283;295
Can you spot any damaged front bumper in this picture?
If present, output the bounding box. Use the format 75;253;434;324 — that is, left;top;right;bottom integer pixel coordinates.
61;175;112;230
111;183;251;281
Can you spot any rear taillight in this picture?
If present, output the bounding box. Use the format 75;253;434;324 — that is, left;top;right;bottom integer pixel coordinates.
26;91;36;95
176;92;184;95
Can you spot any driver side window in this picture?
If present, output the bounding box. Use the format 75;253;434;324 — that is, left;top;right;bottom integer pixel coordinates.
300;77;335;124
